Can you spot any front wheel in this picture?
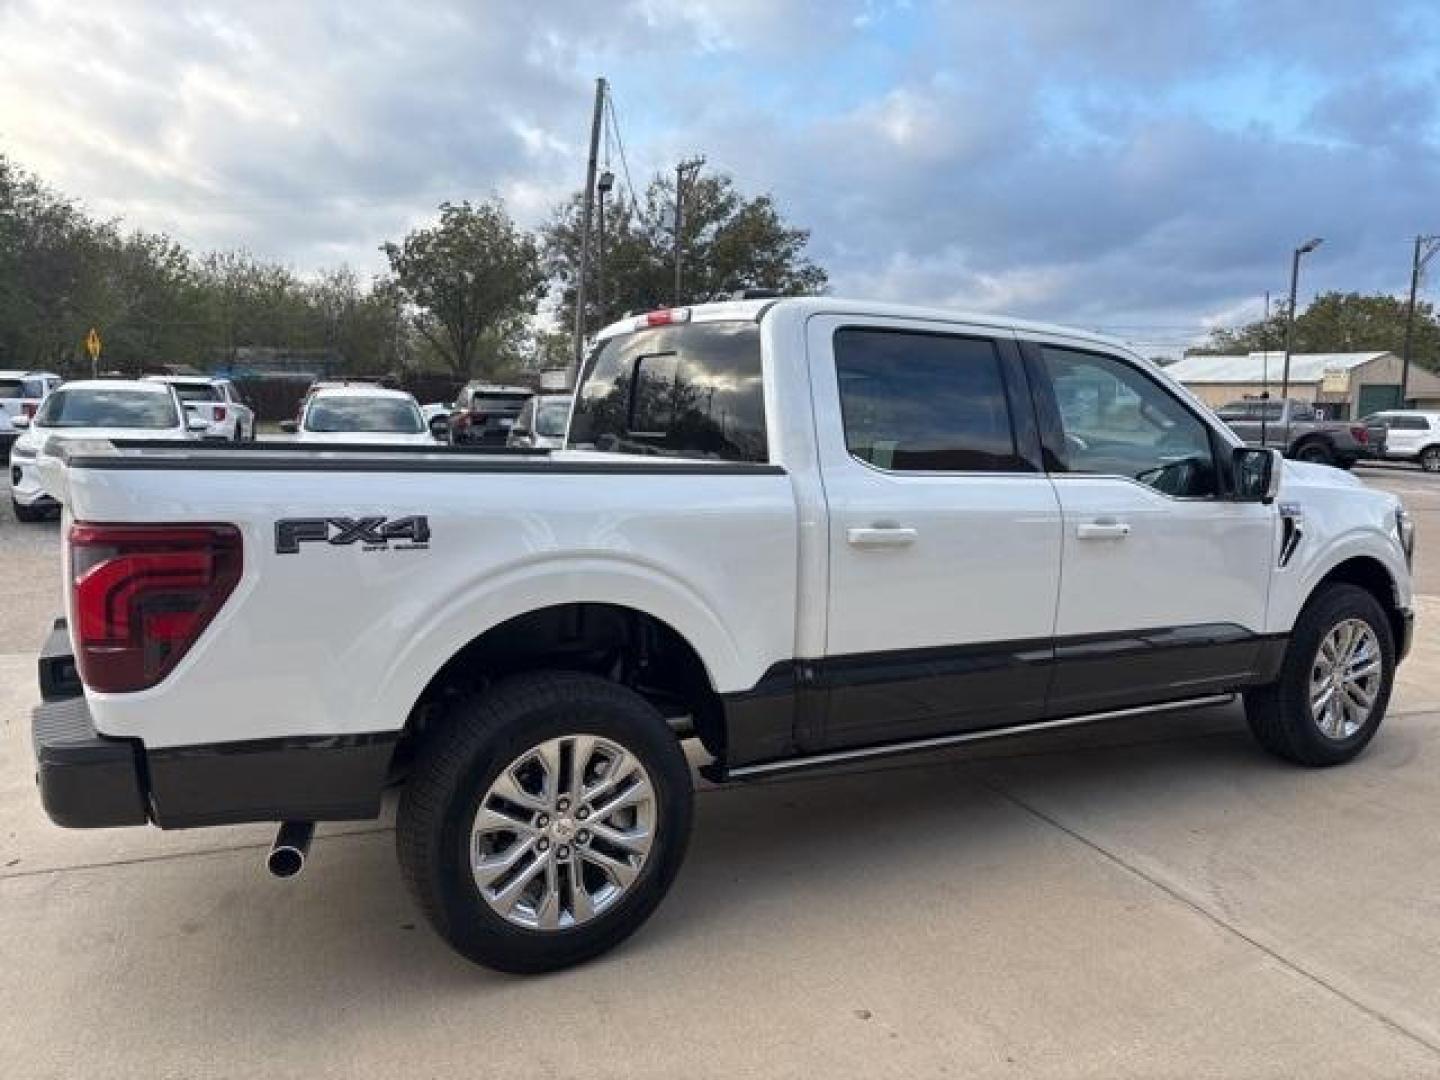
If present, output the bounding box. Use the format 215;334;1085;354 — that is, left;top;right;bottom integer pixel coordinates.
1244;583;1395;766
397;671;694;973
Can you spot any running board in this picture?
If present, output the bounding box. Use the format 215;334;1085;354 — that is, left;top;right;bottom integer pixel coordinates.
707;694;1236;782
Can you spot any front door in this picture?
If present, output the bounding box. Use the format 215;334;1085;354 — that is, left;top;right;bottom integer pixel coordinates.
806;317;1063;750
1024;340;1276;715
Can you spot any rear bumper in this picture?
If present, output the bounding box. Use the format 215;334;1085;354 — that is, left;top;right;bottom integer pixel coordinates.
32;620;398;830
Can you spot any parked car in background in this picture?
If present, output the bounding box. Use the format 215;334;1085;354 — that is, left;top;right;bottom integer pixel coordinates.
507;393;572;449
1215;398;1379;468
143;375;255;441
448;383;533;445
1361;410;1440;472
0;370;61;451
281;386;435;445
420;402;452;442
9;379;203;520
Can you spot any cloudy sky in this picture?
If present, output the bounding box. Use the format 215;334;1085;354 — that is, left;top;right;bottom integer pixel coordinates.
2;0;1438;353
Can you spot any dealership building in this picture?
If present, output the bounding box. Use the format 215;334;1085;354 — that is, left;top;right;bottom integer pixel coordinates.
1166;351;1440;418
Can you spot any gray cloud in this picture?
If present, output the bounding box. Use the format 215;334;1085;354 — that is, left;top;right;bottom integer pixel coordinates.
2;0;1438;354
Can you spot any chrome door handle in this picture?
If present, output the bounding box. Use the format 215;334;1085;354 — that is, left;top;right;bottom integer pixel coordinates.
1076;520;1131;540
847;526;918;548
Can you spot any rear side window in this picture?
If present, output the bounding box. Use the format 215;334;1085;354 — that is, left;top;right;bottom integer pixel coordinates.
832;328;1023;472
568;321;767;462
1389;415;1430;431
0;379;23;400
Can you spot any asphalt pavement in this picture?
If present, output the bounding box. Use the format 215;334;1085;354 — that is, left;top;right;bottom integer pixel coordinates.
2;465;1440;1078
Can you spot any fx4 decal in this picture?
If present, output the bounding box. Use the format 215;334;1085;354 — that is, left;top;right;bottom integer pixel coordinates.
275;516;431;554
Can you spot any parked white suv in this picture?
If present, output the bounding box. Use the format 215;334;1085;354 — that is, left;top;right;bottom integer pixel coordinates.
0;370;61;449
10;379;204;520
143;376;255;441
1362;410;1440;472
29;298;1416;973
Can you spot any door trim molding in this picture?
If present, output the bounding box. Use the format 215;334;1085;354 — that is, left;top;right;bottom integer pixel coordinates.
711;693;1236;781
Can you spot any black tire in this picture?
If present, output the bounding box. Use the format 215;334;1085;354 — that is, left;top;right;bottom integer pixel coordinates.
1293;440;1334;466
11;496;47;523
1244;583;1395;766
397;671;693;973
1419;446;1440;473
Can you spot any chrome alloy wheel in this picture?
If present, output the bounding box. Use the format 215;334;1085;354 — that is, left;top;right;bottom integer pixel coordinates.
1309;618;1382;740
470;735;657;930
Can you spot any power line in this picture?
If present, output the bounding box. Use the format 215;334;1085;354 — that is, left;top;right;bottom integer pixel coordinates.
603;88;650;229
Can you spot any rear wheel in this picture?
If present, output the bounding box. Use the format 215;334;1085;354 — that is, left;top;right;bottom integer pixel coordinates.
1294;440;1333;466
1419;446;1440;473
11;496;48;523
1244;583;1394;766
397;671;693;973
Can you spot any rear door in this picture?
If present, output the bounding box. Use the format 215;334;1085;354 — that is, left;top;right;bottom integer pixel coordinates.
1022;339;1275;715
806;316;1063;750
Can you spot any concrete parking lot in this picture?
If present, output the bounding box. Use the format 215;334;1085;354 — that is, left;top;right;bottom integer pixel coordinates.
3;465;1439;1078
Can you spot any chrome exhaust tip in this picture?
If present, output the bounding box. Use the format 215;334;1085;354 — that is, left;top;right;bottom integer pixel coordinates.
266;820;314;879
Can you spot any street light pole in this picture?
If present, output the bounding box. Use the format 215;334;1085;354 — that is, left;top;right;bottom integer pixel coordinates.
1280;237;1323;446
596;170;614;329
569;77;606;389
1401;234;1440;408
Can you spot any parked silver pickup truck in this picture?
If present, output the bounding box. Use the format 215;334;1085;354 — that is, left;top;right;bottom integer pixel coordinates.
1215;399;1382;469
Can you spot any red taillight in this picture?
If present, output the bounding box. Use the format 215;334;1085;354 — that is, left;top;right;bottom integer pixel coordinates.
455;412;472;428
213;405;227;422
636;307;691;329
68;523;242;693
21;402;37;419
1350;424;1369;444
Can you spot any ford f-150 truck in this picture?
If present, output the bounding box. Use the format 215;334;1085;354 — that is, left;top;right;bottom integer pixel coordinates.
31;297;1416;973
1214;398;1380;468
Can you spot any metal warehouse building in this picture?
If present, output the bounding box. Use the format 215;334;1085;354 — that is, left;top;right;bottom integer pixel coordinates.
1167;351;1440;419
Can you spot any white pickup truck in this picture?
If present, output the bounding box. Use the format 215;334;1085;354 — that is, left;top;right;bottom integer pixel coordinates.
31;297;1416;973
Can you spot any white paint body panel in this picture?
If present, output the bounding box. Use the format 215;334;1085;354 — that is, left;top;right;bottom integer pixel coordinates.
46;297;1413;756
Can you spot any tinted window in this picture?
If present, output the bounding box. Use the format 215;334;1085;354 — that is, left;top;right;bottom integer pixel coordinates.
171;383;223;402
36;389;179;429
833;328;1022;472
1217;401;1281;422
568;321;767;462
473;395;530;413
0;379;23;400
1388;415;1429;431
305;396;423;433
1043;347;1217;498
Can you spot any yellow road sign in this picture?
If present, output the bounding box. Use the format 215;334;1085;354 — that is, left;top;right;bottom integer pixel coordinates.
85;327;102;360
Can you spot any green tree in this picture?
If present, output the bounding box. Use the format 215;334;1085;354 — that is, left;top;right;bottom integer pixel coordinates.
381;200;545;378
544;171;828;337
1193;291;1440;372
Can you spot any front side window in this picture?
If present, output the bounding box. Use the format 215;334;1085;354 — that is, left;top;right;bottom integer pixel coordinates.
1042;347;1217;498
833;328;1023;472
36;389;179;429
568;321;767;462
305;396;424;433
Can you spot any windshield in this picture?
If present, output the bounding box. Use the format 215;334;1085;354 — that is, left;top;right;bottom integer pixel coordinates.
535;400;571;437
305;395;423;433
568;321;767;462
36;388;179;429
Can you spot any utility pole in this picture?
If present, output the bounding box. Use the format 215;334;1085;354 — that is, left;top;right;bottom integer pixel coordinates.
596;169;614;329
569;77;606;389
1401;234;1440;408
1281;237;1323;446
1260;290;1271;446
673;156;705;305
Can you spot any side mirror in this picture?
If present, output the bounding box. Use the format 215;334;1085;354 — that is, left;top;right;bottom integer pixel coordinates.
428;414;451;440
1233;446;1282;503
11;414;30;430
187;416;210;433
278;419;299;434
